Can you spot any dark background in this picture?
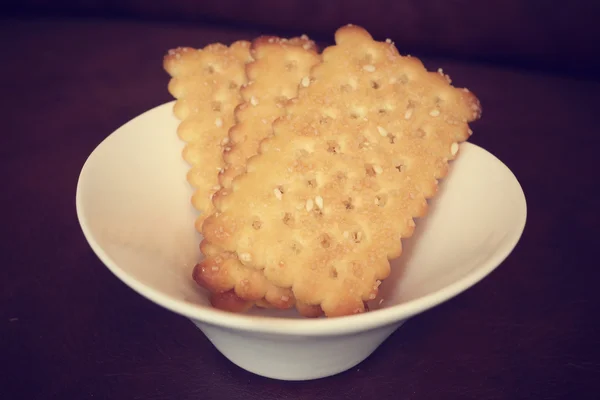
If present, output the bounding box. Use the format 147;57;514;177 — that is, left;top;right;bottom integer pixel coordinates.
5;0;600;78
1;1;599;399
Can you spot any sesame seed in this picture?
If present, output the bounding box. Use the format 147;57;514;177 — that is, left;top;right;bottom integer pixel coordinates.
306;198;314;212
369;293;376;300
377;126;388;136
301;34;308;40
363;64;376;72
429;109;440;117
373;165;383;174
301;76;310;87
224;147;231;152
385;38;392;44
468;128;473;135
221;137;229;145
315;195;324;209
274;188;283;200
211;266;219;271
239;252;252;262
404;108;413;119
303;43;311;50
215;117;223;127
212;185;221;191
437;68;444;75
451;142;459;155
281;295;289;302
379;298;384;305
250;96;259;106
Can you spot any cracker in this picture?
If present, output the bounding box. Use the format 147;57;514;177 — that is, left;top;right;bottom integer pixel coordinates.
164;41;253;230
219;35;321;189
198;240;297;311
196;25;481;317
205;35;320;311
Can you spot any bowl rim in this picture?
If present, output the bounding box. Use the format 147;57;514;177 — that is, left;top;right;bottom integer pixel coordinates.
75;102;527;337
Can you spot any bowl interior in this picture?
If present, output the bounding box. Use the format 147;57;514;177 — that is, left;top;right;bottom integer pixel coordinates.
76;102;526;331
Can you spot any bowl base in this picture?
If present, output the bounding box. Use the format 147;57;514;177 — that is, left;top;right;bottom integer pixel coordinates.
191;319;405;381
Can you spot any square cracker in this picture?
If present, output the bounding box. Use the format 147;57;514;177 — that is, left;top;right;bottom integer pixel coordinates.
196;24;481;317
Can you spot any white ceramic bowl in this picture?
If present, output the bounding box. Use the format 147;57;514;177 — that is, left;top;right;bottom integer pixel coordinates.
76;102;527;381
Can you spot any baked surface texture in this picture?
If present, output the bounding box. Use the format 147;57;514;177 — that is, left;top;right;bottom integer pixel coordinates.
195;24;481;317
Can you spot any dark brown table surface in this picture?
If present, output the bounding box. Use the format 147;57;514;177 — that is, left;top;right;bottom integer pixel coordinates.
1;17;599;400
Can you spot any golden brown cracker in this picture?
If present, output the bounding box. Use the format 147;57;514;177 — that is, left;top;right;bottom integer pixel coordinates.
164;41;253;230
219;35;321;189
197;25;481;317
198;35;319;310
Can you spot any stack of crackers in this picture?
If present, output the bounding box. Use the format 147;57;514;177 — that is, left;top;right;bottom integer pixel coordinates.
164;24;481;318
